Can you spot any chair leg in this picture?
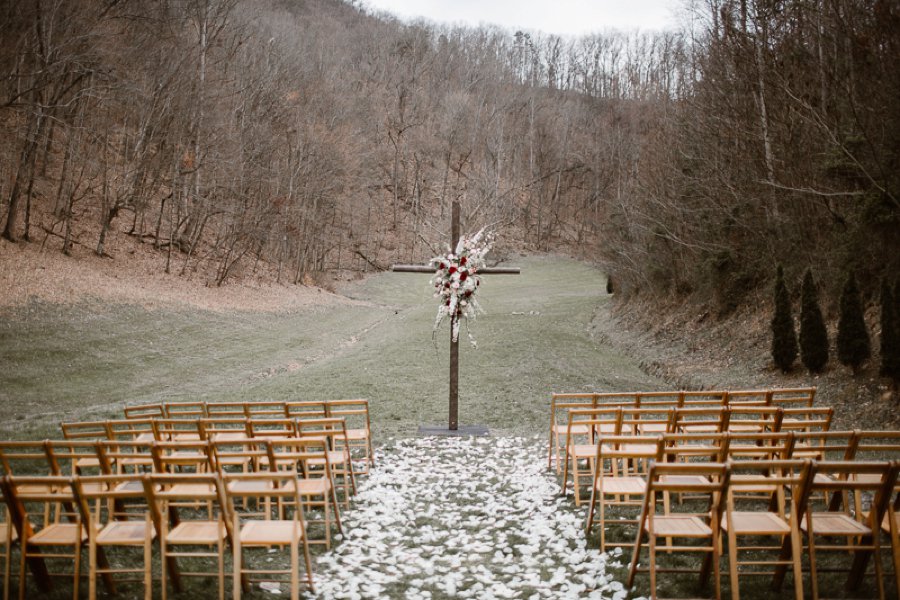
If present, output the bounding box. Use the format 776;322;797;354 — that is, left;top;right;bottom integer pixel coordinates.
217;523;225;600
649;532;658;600
807;513;819;600
144;516;153;600
232;514;242;600
290;523;299;600
73;536;82;600
89;524;97;600
789;516;804;600
727;527;740;600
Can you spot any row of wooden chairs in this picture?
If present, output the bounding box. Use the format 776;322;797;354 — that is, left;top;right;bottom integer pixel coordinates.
618;458;900;600
121;400;374;472
0;437;352;526
60;414;373;474
1;471;317;600
548;387;817;471
560;406;834;501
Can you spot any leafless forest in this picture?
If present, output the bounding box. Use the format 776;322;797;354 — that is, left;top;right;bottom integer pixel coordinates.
1;0;897;306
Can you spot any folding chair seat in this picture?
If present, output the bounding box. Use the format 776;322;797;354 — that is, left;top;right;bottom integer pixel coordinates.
560;407;623;506
222;472;314;599
726;433;796;499
721;459;810;600
2;475;90;600
295;418;357;509
669;407;730;434
123;403;165;420
768;387;816;409
788;460;899;600
657;433;730;512
142;473;230;600
199;417;249;442
71;474;159;600
162;402;207;420
266;438;343;548
626;463;731;600
150;441;216;514
585;435;663;552
325;399;375;474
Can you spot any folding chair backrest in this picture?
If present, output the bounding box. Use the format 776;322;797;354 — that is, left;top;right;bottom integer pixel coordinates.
799;460;899;523
659;432;730;464
0;441;53;477
61;420;110;441
221;472;305;516
143;472;231;539
199;417;249;441
727;431;795;461
726;405;784;434
208;438;267;474
266;438;331;476
789;430;857;461
595;434;664;462
592;392;641;409
123;403;165;420
769;386;816;408
324;399;371;432
679;390;728;407
295;417;348;442
2;475;76;532
246;418;297;440
724;389;771;406
633;391;680;409
151;440;214;474
669;407;729;434
567;407;623;441
98;440;153;474
72;473;159;528
779;407;833;434
152;418;203;442
847;430;900;461
646;462;731;497
44;440;109;476
205;402;247;419
550;393;597;429
106;418;155;442
284;401;328;419
619;407;673;435
163;401;207;419
244;402;286;419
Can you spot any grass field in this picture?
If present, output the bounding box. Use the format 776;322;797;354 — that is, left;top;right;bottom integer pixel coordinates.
0;254;662;440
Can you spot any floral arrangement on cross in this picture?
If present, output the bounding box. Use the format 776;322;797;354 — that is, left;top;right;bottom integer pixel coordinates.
430;228;494;347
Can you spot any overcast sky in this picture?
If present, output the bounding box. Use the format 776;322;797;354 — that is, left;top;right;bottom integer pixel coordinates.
361;0;682;36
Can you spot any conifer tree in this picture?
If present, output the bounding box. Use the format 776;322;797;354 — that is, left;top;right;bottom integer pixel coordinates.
771;265;797;372
880;279;900;385
837;271;870;374
799;270;829;373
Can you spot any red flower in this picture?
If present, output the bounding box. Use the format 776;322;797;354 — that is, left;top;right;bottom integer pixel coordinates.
460;272;468;281
439;262;446;270
460;256;467;266
444;282;450;288
448;266;457;274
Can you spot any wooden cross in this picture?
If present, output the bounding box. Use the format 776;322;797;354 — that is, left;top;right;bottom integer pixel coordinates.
391;200;520;431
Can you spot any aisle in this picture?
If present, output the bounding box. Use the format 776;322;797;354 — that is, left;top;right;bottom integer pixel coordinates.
307;436;630;600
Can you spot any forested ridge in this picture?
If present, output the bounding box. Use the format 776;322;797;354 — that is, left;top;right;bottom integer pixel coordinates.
1;0;897;310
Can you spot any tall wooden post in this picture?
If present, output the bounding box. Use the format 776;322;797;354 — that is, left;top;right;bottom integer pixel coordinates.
448;200;460;430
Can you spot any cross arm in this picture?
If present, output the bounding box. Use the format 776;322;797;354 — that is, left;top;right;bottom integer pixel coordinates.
391;264;520;275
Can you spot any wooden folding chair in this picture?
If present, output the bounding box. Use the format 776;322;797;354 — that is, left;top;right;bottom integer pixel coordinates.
657;433;730;515
619;407;673;435
325;399;375;474
283;401;328;420
0;442;59;525
70;473;159;600
560;407;622;506
59;423;111;472
722;459;811;600
626;463;731;600
44;440;109;479
585;434;663;553
98;440;154;475
778;407;833;453
222;472;314;599
548;393;599;472
2;475;90;600
142;473;230;600
162;402;207;420
295;418;357;509
265;438;343;548
123;403;164;420
789;460;899;600
769;387;816;409
632;391;681;410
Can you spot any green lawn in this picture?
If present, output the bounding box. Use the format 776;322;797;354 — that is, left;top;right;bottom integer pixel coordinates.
0;254;663;440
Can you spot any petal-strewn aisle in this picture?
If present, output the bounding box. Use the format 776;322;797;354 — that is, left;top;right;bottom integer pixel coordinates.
307;436;630;599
